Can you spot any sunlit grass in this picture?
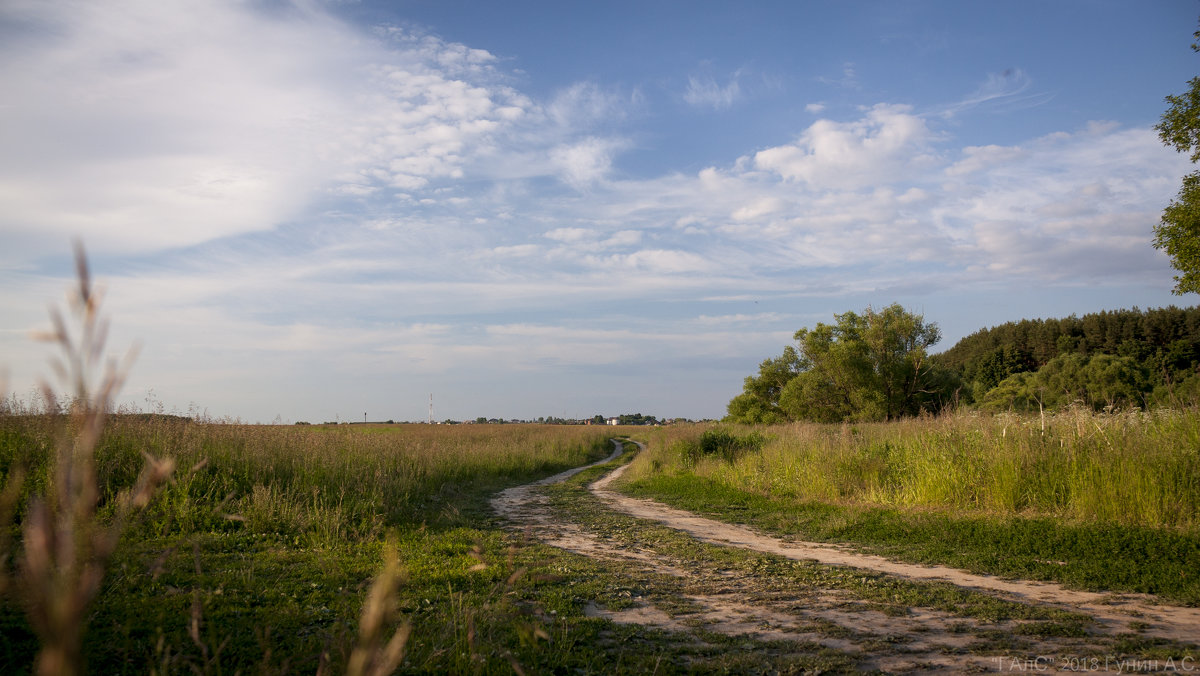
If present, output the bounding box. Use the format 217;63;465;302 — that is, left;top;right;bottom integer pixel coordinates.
619;410;1200;603
0;409;616;673
626;408;1200;530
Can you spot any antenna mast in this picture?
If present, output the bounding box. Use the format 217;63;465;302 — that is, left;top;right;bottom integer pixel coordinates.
428;393;433;424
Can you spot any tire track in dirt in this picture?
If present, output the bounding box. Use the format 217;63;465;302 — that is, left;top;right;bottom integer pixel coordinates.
492;440;1199;672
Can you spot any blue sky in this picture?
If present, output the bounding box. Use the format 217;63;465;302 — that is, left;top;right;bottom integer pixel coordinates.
1;0;1197;422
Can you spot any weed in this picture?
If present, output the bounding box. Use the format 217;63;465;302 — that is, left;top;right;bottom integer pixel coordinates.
2;244;173;676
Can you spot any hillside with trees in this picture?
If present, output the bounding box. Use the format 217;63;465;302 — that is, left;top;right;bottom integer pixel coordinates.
933;306;1200;411
727;305;1200;424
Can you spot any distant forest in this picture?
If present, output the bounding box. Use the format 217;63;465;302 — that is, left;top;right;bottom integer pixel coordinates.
934;306;1200;411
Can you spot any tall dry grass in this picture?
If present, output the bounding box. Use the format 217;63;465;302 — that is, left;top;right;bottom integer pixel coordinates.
51;420;610;543
0;245;174;676
627;408;1200;530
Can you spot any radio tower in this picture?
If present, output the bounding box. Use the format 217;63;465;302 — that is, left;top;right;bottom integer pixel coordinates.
428;393;433;424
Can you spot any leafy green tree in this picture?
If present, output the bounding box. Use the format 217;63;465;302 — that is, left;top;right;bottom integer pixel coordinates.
778;311;879;422
979;372;1043;413
980;354;1151;412
1151;371;1200;407
1155;24;1200;294
724;346;802;423
766;304;952;423
1082;354;1151;409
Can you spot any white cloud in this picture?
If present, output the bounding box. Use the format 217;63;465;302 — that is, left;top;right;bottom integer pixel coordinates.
946;144;1027;176
942;68;1054;118
546;81;631;127
0;0;535;258
601;230;642;248
549;137;623;188
684;73;742;110
752;104;935;190
732;197;786;222
620;249;711;274
544;227;592;242
489;244;541;258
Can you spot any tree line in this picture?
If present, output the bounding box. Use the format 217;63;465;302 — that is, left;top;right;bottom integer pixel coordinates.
725;304;1200;424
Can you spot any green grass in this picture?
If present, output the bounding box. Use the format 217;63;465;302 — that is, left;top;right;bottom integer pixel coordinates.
617;412;1200;605
5;402;1200;671
1;416;659;674
0;415;863;674
621;473;1200;604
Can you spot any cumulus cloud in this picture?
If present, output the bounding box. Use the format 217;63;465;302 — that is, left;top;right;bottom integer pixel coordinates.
544;227;592;242
601;230;642;248
549;137;623;188
752;104;935;190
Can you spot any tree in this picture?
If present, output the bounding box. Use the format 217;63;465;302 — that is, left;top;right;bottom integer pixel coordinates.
1155;24;1200;294
782;304;952;422
980;353;1151;412
728;304;955;424
724;346;802;423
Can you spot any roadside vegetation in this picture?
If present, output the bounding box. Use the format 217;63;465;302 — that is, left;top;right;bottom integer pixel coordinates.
620;412;1200;604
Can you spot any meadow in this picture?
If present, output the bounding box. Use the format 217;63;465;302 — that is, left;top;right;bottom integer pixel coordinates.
0;412;626;674
620;409;1200;603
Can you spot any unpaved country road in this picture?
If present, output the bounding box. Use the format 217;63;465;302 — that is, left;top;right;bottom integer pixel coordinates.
493;440;1200;672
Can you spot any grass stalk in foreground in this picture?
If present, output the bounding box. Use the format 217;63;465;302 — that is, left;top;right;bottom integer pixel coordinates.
2;246;174;676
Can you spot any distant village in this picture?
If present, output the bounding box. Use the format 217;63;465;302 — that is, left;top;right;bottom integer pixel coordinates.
298;413;699;426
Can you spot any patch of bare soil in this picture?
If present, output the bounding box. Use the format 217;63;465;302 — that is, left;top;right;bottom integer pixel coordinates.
492;441;1199;673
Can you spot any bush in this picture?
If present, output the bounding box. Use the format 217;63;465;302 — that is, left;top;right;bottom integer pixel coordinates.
678;429;765;466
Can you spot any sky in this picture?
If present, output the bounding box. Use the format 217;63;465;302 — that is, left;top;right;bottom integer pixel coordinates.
1;0;1198;423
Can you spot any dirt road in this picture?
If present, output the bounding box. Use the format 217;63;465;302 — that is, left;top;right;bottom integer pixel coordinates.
493;440;1199;673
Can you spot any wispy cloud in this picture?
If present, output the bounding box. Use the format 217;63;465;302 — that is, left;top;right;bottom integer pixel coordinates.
0;1;544;259
941;68;1054;118
817;62;860;90
684;72;742;110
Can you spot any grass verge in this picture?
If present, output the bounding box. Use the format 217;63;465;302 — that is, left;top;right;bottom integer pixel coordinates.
617;423;1200;606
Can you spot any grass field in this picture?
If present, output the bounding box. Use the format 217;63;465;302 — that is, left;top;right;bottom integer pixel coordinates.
3;406;1199;673
618;410;1200;604
0;412;636;674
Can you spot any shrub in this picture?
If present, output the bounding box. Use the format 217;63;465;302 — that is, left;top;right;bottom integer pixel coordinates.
678;429;765;466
